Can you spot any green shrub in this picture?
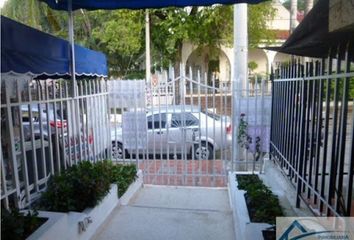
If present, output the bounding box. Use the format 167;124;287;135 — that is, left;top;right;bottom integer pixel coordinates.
1;208;47;240
40;160;137;212
110;164;137;197
40;161;112;212
123;70;145;80
236;174;283;224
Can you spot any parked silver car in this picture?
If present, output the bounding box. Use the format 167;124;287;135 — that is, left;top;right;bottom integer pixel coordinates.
111;105;232;160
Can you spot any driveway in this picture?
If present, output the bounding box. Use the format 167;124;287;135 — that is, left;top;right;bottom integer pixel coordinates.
93;185;235;240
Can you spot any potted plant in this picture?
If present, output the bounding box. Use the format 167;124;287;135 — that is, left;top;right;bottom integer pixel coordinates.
228;172;283;240
1;208;47;240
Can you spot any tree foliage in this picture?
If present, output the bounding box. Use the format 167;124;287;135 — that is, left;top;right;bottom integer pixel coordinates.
90;10;144;76
2;0;275;77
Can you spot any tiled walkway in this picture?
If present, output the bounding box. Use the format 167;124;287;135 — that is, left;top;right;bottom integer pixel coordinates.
139;159;229;187
93;185;235;240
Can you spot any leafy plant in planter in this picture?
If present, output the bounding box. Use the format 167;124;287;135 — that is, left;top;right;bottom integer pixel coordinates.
39;160;138;212
40;161;113;212
236;174;283;225
110;164;137;197
1;208;47;240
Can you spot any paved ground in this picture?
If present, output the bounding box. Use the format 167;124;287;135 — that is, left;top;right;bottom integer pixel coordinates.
93;185;235;240
139;159;229;187
260;160;314;217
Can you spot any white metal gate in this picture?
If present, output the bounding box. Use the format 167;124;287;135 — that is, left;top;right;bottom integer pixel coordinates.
109;65;232;187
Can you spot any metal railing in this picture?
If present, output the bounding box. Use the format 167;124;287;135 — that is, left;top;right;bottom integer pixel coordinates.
1;77;110;209
270;42;354;217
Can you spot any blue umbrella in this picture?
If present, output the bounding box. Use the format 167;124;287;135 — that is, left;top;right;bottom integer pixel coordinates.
1;16;107;79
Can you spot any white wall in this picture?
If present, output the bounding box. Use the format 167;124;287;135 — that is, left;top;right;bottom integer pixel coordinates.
329;0;354;32
267;0;296;31
219;50;231;83
273;52;292;66
183;45;232;84
248;49;268;75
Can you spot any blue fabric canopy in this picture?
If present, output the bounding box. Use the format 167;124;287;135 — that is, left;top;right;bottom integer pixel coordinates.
1;16;108;79
41;0;264;11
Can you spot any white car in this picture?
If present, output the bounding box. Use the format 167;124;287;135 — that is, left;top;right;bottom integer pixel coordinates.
111;105;232;160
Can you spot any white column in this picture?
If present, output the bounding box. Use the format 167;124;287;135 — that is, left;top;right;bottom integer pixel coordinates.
305;0;313;15
265;50;277;78
145;10;151;83
232;4;248;165
290;0;298;33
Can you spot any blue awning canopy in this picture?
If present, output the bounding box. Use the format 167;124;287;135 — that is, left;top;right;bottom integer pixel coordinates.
1;16;108;79
41;0;264;11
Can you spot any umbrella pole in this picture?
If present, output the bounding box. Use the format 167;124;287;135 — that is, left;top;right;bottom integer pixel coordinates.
145;9;151;83
68;0;77;97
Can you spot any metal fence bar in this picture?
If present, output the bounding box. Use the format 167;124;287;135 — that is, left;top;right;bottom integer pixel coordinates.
45;81;54;174
16;79;30;205
28;82;40;193
59;81;67;170
307;61;316;199
212;74;216;186
204;71;209;184
346;99;354;215
166;71;171;185
52;82;61;173
313;60;323;205
335;43;351;214
197;70;202;185
65;81;73;167
0;143;9;209
327;47;342;216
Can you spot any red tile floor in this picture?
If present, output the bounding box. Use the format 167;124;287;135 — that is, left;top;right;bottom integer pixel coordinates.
137;159;228;187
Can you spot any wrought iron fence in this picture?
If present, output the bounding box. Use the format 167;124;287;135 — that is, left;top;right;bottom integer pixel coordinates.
1;77;110;209
270;42;354;217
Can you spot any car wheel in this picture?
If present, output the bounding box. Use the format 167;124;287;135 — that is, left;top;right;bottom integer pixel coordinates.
193;142;213;160
112;142;125;160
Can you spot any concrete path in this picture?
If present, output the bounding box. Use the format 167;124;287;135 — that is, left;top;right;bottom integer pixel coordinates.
93;185;235;240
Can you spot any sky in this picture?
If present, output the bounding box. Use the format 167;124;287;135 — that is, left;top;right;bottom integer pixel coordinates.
0;0;7;8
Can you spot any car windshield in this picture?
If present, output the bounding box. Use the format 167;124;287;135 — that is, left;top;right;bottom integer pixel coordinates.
201;109;221;120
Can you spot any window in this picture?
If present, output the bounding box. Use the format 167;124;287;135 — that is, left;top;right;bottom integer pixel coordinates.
147;113;166;129
171;113;199;128
22;111;40;122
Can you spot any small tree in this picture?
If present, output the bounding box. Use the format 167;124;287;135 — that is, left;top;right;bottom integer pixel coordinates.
237;113;264;172
248;61;258;73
